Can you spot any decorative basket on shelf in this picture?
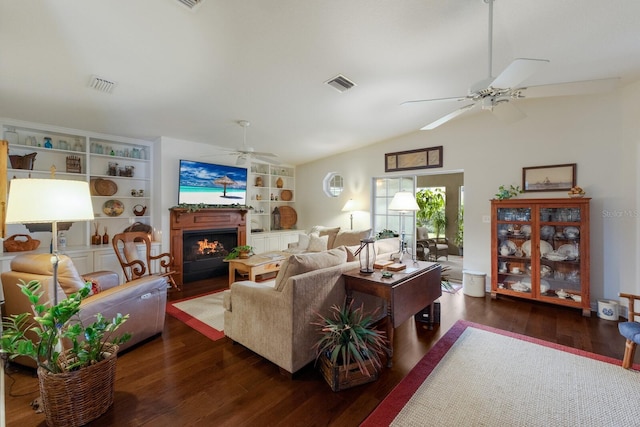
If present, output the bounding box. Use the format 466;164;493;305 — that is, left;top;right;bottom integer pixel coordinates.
4;234;41;252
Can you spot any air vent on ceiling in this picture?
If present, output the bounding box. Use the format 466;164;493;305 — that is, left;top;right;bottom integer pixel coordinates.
325;74;356;93
175;0;204;11
88;75;117;94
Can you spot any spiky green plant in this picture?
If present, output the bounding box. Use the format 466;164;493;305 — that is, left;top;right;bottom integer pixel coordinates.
313;300;388;377
0;280;130;374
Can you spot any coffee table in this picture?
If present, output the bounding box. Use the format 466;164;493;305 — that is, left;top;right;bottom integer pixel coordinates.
225;252;288;286
343;261;441;366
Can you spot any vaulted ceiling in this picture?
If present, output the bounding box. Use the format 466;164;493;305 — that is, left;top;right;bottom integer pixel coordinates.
1;0;639;165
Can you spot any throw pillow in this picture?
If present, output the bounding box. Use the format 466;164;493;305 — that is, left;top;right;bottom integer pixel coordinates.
318;226;341;249
307;234;329;252
333;228;372;248
297;233;311;250
274;247;347;291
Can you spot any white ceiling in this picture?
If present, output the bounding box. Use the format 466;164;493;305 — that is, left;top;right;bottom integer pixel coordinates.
1;0;639;165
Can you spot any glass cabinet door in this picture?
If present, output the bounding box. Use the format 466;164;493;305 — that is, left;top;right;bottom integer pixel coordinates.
538;206;582;302
496;207;532;295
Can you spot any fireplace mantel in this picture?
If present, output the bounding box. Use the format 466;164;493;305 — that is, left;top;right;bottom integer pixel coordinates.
170;208;247;285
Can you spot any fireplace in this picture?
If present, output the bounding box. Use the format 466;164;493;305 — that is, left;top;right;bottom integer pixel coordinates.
182;228;236;283
170;208;247;286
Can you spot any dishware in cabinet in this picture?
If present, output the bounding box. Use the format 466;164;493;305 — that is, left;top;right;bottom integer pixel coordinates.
491;198;591;316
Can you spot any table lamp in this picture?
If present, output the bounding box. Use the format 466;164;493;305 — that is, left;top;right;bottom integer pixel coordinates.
341;199;356;230
5;178;95;304
388;191;419;263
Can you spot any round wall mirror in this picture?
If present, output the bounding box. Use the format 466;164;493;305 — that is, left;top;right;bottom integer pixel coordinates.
323;172;344;197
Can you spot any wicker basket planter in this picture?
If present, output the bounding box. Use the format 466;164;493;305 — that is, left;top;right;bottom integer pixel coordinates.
318;353;379;392
37;344;119;427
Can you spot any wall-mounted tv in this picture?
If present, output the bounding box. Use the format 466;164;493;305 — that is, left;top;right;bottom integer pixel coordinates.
178;159;247;206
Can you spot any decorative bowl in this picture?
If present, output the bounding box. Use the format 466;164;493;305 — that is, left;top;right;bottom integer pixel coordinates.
568;193;585;198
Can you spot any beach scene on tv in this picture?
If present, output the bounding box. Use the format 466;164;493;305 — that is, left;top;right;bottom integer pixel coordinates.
179;160;247;205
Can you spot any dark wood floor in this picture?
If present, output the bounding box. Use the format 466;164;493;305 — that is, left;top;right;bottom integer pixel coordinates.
3;276;630;427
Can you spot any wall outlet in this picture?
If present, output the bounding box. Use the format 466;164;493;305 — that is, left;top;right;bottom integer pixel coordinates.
482;215;491;223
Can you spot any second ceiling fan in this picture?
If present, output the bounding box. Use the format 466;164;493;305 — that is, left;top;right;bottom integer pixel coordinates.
404;0;617;130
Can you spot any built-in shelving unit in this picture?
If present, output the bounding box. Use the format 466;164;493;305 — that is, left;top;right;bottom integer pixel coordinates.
247;162;301;252
2;118;154;252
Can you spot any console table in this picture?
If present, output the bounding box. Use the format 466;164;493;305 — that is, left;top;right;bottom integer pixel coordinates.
343;261;441;366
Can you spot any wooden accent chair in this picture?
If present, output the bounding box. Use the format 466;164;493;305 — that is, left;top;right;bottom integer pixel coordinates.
112;231;180;290
618;293;640;368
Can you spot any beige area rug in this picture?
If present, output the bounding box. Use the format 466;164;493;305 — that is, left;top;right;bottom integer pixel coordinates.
166;290;227;341
362;320;640;426
438;255;463;283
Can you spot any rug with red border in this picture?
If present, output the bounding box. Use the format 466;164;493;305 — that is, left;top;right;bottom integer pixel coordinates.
362;319;639;426
166;289;226;341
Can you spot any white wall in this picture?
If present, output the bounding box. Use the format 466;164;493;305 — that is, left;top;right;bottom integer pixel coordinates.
294;84;640;304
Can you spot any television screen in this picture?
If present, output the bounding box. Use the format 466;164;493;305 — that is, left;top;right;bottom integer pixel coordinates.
178;159;247;206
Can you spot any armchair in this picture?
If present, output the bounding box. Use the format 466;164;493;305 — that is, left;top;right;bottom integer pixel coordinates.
416;227;449;261
1;254;168;368
618;293;640;368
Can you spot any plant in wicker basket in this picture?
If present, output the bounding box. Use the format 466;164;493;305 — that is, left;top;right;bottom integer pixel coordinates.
312;300;388;391
0;280;130;426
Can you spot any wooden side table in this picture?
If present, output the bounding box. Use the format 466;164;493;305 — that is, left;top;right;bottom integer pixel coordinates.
343;261;441;366
225;252;288;286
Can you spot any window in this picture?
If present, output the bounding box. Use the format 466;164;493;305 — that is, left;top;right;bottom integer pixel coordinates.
372;175;416;249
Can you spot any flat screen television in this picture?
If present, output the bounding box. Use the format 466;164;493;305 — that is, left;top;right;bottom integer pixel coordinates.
178;159;247;206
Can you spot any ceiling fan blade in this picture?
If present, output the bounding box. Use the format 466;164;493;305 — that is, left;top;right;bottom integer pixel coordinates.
491;101;526;124
490;58;549;89
401;96;468;105
246;150;278;157
520;77;620;99
421;104;476;130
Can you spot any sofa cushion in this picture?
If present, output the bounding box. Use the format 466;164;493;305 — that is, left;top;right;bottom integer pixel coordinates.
307;234;329;252
10;253;86;296
312;226;340;249
274;247;347;291
375;237;400;259
417;227;430;240
333;228;372;248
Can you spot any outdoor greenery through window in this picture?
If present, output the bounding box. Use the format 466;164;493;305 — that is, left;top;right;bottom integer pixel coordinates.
416;187;446;239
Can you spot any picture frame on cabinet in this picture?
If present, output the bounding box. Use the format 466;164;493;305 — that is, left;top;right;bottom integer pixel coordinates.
385;146;443;172
522;163;576;192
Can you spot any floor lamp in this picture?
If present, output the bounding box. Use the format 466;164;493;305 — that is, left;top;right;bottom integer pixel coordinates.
341;199;356;230
388;191;419;263
5;178;95;305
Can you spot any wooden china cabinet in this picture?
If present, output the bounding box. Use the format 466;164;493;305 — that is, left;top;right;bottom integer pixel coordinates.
491;198;591;316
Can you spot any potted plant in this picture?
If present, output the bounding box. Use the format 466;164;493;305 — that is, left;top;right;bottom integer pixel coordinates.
0;280;130;427
312;300;388;391
225;245;254;260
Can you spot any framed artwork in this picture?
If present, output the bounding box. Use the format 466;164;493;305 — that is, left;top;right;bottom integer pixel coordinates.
522;163;577;192
385;146;443;172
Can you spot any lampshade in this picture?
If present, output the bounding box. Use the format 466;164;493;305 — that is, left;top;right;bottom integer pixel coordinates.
388;191;419;212
341;198;356;212
6;179;95;224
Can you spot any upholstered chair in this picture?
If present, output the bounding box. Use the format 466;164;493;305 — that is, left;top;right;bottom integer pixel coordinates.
618;293;640;369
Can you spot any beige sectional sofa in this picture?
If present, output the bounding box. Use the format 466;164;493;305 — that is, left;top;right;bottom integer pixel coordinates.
223;238;398;375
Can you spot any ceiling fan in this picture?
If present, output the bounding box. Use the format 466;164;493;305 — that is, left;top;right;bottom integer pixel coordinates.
220;120;280;165
404;0;618;130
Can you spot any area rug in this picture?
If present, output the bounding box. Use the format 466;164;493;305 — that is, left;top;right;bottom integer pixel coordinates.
362;320;640;426
166;290;226;341
441;282;462;294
